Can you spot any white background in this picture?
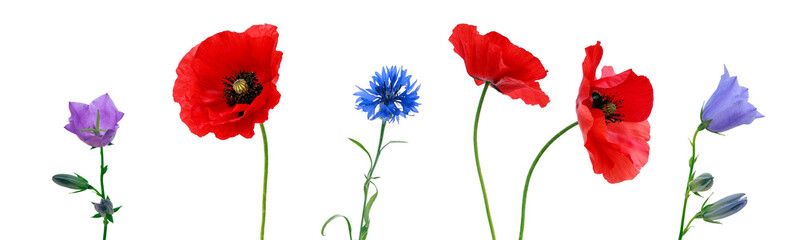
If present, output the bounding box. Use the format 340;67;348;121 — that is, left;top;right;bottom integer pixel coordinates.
1;0;796;239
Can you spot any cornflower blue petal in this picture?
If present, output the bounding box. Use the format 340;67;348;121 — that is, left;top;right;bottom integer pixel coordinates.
354;66;421;123
701;66;764;132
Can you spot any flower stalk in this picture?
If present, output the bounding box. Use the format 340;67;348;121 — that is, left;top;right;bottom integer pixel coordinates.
260;123;269;240
358;120;387;240
472;83;496;240
678;123;704;239
519;121;578;240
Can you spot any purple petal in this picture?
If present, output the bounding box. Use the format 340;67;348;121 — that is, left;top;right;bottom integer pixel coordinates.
701;66;763;132
65;94;124;147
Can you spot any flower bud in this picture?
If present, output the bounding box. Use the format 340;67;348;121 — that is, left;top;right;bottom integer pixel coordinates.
94;199;114;218
52;174;92;191
698;193;747;222
689;173;714;193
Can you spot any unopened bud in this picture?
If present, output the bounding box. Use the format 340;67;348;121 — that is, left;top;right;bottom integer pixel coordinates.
689;173;714;193
698;193;747;223
52;174;92;191
93;199;114;218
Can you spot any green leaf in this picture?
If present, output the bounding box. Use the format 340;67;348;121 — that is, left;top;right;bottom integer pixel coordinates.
106;214;114;223
380;140;407;152
101;165;108;175
113;206;122;213
91;213;101;218
349;138;372;163
321;214;352;240
363;181;379;225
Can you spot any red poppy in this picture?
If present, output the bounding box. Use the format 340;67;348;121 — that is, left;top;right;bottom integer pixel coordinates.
449;24;549;107
576;41;653;183
173;24;282;140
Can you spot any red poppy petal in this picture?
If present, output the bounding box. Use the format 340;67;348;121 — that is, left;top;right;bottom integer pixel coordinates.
495;77;550;107
449;24;503;83
580;108;618;173
596;70;653;122
603;120;650;183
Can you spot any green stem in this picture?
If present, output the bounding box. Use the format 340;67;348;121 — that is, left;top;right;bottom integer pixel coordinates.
678;124;703;240
472;83;496;240
359;120;387;240
100;147;107;240
100;147;106;198
519;121;578;240
683;217;697;235
260;123;269;240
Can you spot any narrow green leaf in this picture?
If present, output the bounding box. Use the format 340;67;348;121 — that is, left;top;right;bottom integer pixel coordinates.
321;214;352;240
113;206;122;213
380;140;408;152
91;213;101;218
106;214;114;223
349;138;372;163
363;181;379;224
101;165;108;175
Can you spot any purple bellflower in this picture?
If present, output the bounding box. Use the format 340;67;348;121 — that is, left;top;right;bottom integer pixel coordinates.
701;66;763;133
64;94;124;148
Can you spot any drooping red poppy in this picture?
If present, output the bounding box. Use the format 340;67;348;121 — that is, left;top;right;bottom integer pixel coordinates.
449;24;549;107
173;24;282;140
576;41;653;183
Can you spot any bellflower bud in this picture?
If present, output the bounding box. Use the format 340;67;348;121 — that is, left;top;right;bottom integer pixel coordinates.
94;199;114;218
52;174;92;191
689;173;714;193
698;193;747;223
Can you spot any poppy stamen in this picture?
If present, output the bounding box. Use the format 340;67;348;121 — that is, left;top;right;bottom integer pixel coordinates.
223;71;263;107
591;91;624;123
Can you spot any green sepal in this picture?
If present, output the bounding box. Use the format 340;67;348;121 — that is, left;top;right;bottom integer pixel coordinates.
321;214;353;240
348;138;372;163
703;218;721;224
91;213;101;218
106;214;114;223
71;189;87;194
90;147;97;150
692;191;704;197
113;206;122;213
74;173;89;182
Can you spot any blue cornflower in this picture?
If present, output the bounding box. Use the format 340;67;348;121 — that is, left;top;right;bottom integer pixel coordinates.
354;66;420;123
701;66;763;133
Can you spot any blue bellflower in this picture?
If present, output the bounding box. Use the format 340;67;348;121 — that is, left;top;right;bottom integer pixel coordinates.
64;94;125;147
354;66;420;123
701;66;763;133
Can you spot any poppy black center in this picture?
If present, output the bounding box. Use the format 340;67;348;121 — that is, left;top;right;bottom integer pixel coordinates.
591;92;624;123
223;71;263;108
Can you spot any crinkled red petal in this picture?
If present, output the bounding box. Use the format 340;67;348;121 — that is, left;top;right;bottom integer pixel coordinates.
450;24;549;106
